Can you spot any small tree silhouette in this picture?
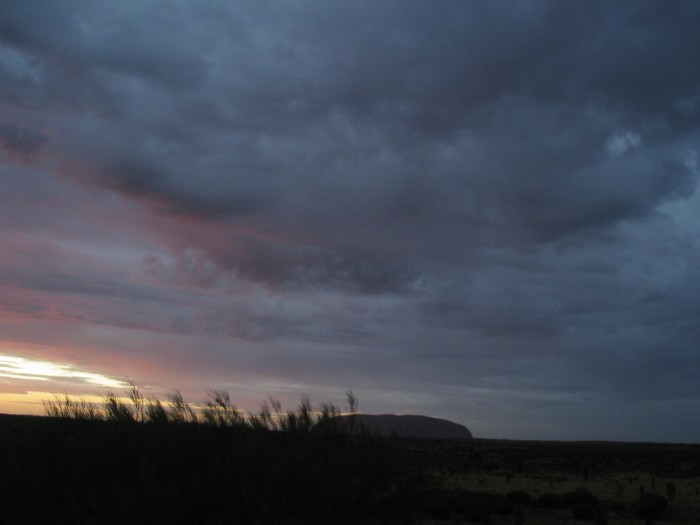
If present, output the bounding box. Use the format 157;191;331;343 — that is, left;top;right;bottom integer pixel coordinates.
346;389;358;433
666;481;676;501
43;391;101;420
127;379;145;423
145;397;168;423
201;390;244;427
166;390;197;423
103;392;135;422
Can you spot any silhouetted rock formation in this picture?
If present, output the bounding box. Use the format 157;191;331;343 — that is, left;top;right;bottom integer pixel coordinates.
326;414;473;439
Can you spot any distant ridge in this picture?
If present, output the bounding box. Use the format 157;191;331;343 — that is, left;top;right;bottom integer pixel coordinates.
326;414;473;440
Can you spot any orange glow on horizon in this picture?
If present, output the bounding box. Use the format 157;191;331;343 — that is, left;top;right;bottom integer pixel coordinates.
0;390;107;416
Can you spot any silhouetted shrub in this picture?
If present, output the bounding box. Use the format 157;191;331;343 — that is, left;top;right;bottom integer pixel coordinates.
571;502;595;520
610;500;626;513
421;489;512;521
633;493;667;521
42;392;101;420
514;507;525;525
492;496;515;515
1;414;398;525
423;489;465;519
280;395;315;432
560;488;599;507
595;504;609;525
32;387;399;524
200;389;244;427
43;384;360;435
534;493;561;508
145;398;168;423
165;390;198;423
506;490;532;505
103;392;135;422
452;492;515;523
666;480;676;500
464;496;492;524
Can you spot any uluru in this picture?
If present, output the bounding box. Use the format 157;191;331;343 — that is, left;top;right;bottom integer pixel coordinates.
325;414;473;440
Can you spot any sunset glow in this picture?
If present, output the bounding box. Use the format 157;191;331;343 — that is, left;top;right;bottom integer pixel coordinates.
0;355;128;389
0;391;105;416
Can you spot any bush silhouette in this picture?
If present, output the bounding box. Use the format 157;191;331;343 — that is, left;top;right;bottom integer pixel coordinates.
571;502;596;520
633;492;667;522
666;480;676;500
43;392;100;420
534;493;561;508
506;490;532;505
32;387;399;525
42;384;363;433
595;504;609;525
560;488;599;507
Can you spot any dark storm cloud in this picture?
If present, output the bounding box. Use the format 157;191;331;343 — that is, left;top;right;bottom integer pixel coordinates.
3;1;697;245
199;235;418;293
1;0;699;439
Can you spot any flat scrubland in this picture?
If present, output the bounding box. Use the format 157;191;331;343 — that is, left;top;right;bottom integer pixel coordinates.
1;410;698;524
399;438;700;524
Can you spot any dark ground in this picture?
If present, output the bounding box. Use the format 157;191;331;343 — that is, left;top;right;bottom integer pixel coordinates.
1;414;698;524
396;437;700;524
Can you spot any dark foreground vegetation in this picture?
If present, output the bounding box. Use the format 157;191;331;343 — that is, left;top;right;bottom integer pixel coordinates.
0;416;398;525
1;386;699;524
1;388;407;525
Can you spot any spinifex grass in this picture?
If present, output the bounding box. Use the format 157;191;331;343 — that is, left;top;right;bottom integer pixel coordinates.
0;413;397;524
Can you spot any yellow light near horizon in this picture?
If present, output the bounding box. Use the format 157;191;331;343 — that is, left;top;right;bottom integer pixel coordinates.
0;355;128;389
0;391;108;416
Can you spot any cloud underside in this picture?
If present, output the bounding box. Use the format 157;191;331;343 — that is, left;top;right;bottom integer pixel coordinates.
0;1;699;440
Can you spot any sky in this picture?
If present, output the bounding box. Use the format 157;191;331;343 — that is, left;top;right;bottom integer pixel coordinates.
0;1;699;442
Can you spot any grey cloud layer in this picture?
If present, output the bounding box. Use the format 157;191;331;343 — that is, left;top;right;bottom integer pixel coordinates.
3;2;697;239
1;1;699;439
